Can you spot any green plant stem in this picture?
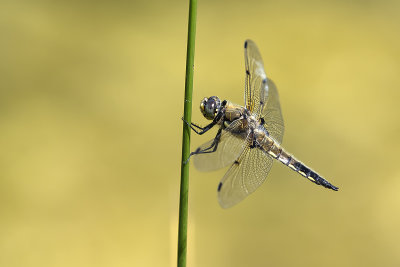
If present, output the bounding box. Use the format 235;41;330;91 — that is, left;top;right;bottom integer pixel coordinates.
178;0;197;266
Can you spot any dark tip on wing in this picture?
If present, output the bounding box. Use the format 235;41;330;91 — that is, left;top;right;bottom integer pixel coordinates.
244;41;248;48
218;182;222;192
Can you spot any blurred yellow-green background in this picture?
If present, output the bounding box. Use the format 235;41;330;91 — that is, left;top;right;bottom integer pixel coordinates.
1;0;400;266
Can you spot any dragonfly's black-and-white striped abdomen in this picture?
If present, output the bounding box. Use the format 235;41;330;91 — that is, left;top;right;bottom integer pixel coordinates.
251;126;338;191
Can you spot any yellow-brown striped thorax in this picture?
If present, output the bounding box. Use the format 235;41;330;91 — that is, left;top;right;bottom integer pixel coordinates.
223;101;246;122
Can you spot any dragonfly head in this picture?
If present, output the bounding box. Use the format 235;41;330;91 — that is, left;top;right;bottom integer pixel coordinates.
200;96;221;120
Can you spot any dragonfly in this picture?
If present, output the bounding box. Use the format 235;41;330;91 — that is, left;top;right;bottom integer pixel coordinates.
185;40;338;208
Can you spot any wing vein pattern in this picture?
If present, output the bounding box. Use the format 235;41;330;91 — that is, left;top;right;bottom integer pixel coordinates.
217;134;274;209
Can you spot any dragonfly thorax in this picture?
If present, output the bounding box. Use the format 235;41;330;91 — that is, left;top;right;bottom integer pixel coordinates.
247;114;259;129
200;96;221;120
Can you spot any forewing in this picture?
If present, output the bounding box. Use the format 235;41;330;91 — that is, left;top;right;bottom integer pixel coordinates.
193;120;248;172
244;39;267;116
260;79;285;144
217;137;274;209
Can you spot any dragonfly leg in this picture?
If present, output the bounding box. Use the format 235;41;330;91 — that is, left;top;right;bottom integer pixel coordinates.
188;121;204;130
181;117;217;135
181;100;226;135
184;128;222;164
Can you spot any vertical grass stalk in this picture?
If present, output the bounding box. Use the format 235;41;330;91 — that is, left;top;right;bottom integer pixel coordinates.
178;0;197;266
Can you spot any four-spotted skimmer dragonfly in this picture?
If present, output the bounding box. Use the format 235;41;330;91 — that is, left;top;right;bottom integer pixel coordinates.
186;40;338;208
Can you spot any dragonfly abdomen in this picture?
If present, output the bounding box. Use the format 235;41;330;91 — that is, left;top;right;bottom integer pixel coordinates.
284;153;338;190
258;134;338;191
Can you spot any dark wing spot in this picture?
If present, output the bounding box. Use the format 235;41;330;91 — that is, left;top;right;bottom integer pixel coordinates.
246;70;250;75
262;78;267;84
250;140;257;149
234;160;240;165
250;139;259;149
260;118;265;125
244;41;248;48
218;182;223;192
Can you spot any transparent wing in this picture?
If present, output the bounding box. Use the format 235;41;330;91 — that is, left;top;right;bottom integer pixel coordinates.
260;79;285;144
217;136;274;209
193;120;248;172
244;39;267;116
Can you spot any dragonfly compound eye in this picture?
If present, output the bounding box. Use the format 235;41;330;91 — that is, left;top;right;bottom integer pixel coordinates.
201;96;220;120
200;97;207;114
